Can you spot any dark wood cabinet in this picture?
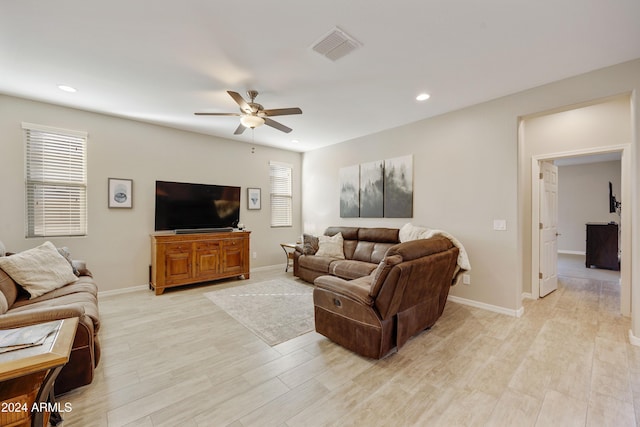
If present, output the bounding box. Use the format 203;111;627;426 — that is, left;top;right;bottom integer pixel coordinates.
151;231;250;295
585;223;619;271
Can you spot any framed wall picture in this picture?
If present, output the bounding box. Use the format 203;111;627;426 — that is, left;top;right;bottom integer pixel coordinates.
108;178;133;208
247;187;261;210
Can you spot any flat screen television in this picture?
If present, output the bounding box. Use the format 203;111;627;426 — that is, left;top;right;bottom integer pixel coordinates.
155;180;240;232
608;181;621;214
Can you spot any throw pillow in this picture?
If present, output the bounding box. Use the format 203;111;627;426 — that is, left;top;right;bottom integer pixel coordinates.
57;247;80;276
0;241;78;299
302;234;319;255
0;269;18;314
0;293;8;315
315;232;345;259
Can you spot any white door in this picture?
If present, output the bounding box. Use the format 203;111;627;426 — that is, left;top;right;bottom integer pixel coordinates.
539;161;559;297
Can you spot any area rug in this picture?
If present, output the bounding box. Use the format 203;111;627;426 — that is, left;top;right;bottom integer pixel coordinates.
204;278;315;346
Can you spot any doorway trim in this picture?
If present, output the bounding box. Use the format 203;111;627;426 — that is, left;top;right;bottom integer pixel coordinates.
531;144;630;315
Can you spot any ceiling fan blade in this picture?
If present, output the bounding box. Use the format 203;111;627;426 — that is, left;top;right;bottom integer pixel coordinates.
227;91;252;113
234;123;247;135
262;107;302;117
194;112;241;116
264;117;292;133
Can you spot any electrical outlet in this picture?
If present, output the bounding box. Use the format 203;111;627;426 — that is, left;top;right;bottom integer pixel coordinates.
252;252;257;259
462;274;471;285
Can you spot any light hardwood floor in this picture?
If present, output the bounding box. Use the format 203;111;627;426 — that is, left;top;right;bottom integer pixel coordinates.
58;256;637;426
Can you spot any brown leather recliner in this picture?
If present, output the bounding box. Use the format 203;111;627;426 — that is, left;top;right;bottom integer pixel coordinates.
313;236;459;359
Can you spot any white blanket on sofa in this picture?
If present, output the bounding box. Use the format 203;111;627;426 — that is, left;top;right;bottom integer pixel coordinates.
399;223;471;271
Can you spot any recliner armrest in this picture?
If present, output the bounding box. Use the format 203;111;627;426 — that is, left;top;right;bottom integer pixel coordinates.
314;275;374;306
0;303;86;330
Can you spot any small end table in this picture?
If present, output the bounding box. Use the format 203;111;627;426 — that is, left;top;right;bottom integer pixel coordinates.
0;317;78;427
280;243;297;272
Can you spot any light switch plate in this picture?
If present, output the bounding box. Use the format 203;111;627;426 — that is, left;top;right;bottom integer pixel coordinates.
493;219;507;231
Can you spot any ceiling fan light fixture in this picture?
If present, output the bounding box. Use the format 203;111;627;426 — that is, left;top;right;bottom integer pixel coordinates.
240;115;265;128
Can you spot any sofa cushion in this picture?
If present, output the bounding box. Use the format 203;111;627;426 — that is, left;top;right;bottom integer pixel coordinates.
12;279;98;308
358;227;399;244
0;268;19;313
352;241;396;264
330;260;377;280
8;291;100;331
324;227;359;240
316;233;345;259
0;241;78;299
298;255;335;274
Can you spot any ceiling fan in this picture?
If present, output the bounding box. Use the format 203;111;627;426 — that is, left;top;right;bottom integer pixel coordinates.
195;90;302;135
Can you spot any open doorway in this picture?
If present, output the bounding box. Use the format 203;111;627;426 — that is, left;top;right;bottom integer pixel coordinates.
531;146;629;315
554;154;621;289
520;93;632;316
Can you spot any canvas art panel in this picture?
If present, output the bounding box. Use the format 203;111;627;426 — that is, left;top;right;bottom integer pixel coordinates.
360;160;384;218
384;155;413;217
339;165;360;217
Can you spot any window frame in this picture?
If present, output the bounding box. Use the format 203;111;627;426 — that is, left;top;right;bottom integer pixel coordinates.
269;161;293;228
23;122;88;238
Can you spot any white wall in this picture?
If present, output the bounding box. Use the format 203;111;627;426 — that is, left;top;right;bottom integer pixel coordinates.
0;95;302;292
303;94;520;311
558;160;621;253
302;58;640;315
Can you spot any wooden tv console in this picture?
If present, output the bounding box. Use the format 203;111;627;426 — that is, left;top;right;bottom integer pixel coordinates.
150;231;250;295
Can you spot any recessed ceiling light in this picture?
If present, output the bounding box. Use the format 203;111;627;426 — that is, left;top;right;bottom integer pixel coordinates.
57;85;77;93
416;93;430;101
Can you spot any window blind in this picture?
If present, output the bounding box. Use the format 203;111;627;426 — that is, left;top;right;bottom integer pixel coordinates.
23;123;88;237
269;161;292;227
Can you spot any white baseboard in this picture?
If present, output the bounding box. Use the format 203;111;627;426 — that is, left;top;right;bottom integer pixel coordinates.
521;292;535;300
98;284;148;297
447;295;524;318
251;264;285;273
629;330;640;347
558;250;586;255
98;264;286;297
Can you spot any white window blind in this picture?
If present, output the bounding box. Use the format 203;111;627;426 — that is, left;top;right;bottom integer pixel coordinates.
269;161;292;227
23;123;88;237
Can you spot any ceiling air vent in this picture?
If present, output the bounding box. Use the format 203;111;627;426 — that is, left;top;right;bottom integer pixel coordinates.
311;27;361;61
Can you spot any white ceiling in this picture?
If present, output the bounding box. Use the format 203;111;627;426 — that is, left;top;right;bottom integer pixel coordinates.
2;1;640;152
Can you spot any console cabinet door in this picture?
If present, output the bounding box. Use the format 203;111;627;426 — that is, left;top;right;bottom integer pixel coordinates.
222;238;245;274
195;241;221;279
164;243;193;284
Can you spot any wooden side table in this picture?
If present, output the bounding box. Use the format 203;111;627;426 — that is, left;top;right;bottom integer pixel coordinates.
0;317;78;427
280;243;297;272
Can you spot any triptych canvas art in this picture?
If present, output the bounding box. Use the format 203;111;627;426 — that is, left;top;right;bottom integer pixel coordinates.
340;154;413;218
